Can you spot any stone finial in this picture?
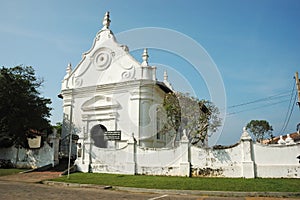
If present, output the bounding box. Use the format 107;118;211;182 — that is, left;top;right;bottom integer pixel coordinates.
141;48;149;67
164;70;168;81
64;63;72;80
285;134;295;144
102;11;111;30
181;129;189;142
241;127;251;141
163;70;173;91
66;63;72;75
278;135;286;145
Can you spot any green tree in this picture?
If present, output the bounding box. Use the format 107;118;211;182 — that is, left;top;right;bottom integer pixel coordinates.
246;120;273;142
162;92;181;133
0;65;52;148
52;122;62;137
162;92;222;146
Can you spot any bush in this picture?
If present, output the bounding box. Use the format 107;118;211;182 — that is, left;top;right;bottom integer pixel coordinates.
0;136;14;148
0;159;15;168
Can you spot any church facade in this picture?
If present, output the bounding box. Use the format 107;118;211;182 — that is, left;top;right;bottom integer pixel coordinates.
60;12;174;161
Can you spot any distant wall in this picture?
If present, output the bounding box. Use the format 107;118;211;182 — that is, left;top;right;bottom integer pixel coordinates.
0;133;59;169
75;129;300;178
253;144;300;178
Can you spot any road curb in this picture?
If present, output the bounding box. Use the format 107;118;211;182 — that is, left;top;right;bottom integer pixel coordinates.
42;181;300;198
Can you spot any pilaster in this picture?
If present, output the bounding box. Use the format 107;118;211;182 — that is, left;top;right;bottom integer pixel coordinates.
179;130;190;177
125;133;137;174
240;127;255;178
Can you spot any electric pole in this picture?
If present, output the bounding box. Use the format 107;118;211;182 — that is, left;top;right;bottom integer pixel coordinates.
295;72;300;108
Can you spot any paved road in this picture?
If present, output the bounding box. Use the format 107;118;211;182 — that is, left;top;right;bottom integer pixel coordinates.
0;180;205;200
0;172;299;200
1;180;299;200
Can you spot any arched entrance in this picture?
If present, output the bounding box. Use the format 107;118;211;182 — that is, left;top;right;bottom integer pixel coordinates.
90;124;108;148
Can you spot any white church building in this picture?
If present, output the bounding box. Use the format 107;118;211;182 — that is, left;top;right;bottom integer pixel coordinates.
59;12;300;177
60;12;174;158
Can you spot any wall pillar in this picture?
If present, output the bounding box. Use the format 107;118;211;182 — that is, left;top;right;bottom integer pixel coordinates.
76;130;93;172
50;129;60;166
179;130;190;177
240;127;255;178
125;133;137;174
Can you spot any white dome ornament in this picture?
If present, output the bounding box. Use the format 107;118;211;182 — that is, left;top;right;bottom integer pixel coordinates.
181;129;189;142
285;134;295;145
241;127;251;141
278;135;286;145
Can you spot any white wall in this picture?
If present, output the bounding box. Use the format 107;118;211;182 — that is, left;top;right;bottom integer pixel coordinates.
0;142;57;169
76;130;300;178
136;147;182;176
253;143;300;178
190;145;243;177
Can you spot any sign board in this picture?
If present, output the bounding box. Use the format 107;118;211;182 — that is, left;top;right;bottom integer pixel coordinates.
104;131;121;140
27;136;41;149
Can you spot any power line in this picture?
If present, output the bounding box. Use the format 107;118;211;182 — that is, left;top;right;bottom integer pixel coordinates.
279;93;297;135
227;99;290;116
225;90;292;116
278;82;296;134
227;90;292;109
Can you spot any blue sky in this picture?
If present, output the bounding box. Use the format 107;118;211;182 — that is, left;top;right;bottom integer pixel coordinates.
1;0;300;145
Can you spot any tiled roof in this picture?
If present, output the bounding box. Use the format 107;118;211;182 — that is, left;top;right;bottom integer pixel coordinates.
262;132;300;144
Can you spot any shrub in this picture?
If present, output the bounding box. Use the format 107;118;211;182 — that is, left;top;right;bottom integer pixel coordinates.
0;159;14;168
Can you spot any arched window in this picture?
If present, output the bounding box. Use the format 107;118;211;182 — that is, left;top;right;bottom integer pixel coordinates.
90;124;108;148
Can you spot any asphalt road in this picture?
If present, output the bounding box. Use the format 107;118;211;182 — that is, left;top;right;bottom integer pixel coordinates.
0;180;212;200
0;180;155;199
2;180;300;200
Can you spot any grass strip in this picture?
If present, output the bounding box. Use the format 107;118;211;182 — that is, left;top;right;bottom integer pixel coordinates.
0;169;26;176
52;173;300;192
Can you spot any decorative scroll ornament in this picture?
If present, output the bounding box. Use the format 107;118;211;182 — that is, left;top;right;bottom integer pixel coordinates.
121;65;135;80
75;77;83;87
93;48;113;71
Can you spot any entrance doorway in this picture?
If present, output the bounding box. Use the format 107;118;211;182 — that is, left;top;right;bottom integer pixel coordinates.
90;124;108;148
